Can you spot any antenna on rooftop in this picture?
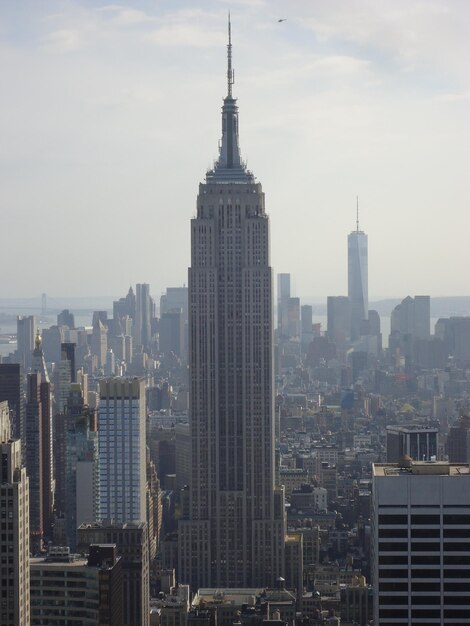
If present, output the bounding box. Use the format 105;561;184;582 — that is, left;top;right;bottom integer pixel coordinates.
356;196;359;232
227;12;234;97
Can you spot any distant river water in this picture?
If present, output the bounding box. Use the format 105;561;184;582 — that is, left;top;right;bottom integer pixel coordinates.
0;313;96;358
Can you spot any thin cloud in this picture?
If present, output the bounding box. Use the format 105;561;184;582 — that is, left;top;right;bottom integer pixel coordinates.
40;28;82;52
145;24;225;48
311;55;371;75
113;9;155;26
243;54;372;91
298;0;469;83
435;92;470;103
217;0;267;6
96;5;156;26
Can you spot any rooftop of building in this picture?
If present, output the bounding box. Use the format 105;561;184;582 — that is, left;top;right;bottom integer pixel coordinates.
150;586;190;609
78;521;146;530
193;589;263;606
386;424;439;433
192;584;296;608
373;461;470;477
285;533;302;543
31;556;88;568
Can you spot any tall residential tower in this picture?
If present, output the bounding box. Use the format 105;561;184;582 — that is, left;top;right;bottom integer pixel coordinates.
178;19;285;589
98;377;147;524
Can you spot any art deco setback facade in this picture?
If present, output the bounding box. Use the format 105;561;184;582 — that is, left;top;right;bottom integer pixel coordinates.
178;21;285;589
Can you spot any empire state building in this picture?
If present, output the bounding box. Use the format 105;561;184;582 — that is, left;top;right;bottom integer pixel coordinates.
178;20;285;589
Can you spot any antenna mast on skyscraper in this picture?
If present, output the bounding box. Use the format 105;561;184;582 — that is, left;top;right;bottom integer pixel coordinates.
227;12;234;97
356;195;359;232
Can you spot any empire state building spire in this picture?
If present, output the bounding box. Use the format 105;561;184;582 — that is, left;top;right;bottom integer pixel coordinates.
227;12;234;98
207;15;252;182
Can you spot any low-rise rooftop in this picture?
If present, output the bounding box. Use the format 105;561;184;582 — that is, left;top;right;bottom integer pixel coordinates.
373;461;470;477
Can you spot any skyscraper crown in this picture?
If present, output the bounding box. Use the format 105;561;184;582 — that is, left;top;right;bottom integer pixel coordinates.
206;15;254;183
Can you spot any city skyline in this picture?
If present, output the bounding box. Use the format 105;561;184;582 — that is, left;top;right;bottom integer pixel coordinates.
1;1;469;299
2;7;470;621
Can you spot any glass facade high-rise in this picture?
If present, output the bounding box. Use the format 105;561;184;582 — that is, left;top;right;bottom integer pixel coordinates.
348;221;368;341
178;19;285;590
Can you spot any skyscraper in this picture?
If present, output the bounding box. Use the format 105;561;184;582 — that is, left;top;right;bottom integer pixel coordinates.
0;363;25;442
113;286;136;323
178;19;285;589
57;309;75;329
327;295;351;349
159;309;184;358
389;295;431;365
348;204;368;341
92;317;108;369
30;545;123;626
98;378;147;524
385;424;438;462
55;345;74;415
373;459;470;625
135;283;152;352
277;273;291;336
390;295;431;340
31;330;50;384
446;414;470;462
412;295;431;340
0;400;30;626
78;522;149;626
31;333;54;539
63;386;98;550
25;372;44;552
16;314;36;370
300;304;313;347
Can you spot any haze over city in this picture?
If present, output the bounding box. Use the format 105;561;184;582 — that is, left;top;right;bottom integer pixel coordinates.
1;0;469;299
3;3;470;626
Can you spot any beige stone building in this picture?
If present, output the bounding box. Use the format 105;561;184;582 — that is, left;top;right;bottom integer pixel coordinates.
0;401;30;626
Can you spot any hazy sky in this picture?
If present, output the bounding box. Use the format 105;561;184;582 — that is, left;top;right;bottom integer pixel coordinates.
1;0;469;301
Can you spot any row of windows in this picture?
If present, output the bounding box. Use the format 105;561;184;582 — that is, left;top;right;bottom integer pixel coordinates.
380;581;439;591
379;513;470;524
380;608;470;619
381;595;470;605
379;543;470;554
380;568;470;579
379;555;441;565
379;527;442;538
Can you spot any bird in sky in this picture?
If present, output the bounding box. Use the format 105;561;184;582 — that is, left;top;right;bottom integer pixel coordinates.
278;18;287;22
